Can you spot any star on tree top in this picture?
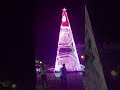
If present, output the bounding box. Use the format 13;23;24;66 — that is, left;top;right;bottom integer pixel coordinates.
62;8;67;11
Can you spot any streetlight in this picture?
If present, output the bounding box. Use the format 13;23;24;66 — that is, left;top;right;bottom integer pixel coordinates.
81;55;85;59
111;69;118;76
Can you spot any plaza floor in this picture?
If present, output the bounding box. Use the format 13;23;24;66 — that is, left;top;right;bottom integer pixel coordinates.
36;72;84;90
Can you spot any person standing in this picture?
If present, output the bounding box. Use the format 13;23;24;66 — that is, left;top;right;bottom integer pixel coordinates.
60;64;67;89
40;64;48;89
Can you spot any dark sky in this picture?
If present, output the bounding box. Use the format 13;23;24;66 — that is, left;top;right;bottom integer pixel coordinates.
86;0;120;43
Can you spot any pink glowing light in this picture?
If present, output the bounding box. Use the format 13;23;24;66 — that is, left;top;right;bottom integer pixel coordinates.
55;8;81;72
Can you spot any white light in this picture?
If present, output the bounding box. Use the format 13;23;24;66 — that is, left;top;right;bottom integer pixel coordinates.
40;61;42;64
54;71;62;78
81;55;84;59
62;15;66;22
11;84;16;88
111;70;117;76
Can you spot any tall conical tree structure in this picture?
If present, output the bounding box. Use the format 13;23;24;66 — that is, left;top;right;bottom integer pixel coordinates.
54;8;81;71
84;6;108;90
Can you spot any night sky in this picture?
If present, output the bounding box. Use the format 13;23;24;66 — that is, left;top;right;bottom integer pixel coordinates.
87;0;120;43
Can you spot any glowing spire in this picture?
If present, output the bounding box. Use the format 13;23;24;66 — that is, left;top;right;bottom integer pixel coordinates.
61;8;69;27
54;8;81;72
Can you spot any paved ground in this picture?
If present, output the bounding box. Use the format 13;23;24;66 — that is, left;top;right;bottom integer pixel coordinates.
36;72;84;90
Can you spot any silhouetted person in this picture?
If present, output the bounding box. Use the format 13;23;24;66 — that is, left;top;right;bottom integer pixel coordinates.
60;64;67;90
40;64;48;89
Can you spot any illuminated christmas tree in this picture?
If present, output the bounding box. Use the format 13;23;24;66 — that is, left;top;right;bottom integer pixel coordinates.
54;8;81;71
